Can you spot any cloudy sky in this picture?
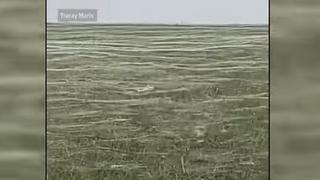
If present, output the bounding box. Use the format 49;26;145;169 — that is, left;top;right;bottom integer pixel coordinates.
47;0;268;24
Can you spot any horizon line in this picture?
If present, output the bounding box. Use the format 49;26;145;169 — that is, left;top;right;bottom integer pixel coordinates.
47;22;268;27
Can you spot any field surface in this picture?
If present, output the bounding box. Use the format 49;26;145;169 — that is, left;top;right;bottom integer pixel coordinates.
0;0;44;179
271;1;320;179
47;24;268;180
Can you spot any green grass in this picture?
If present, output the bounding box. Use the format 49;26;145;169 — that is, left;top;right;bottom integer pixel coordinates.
47;24;268;180
271;2;320;180
0;0;44;179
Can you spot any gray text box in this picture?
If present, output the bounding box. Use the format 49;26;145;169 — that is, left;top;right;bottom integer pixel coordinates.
58;9;97;22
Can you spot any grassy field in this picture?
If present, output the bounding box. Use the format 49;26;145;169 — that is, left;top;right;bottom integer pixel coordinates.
0;0;44;179
271;1;320;180
47;24;268;180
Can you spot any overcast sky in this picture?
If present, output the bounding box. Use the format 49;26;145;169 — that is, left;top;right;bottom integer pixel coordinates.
47;0;268;24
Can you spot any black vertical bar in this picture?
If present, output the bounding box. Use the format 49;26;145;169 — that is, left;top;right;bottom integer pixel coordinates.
268;0;271;178
45;0;48;178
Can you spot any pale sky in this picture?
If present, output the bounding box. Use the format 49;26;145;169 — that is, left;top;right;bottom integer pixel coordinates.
47;0;268;24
